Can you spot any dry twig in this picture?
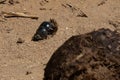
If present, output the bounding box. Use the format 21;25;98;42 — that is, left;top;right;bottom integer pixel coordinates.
1;11;39;19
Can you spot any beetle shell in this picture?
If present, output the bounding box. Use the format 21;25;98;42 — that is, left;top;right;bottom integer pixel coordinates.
32;19;58;41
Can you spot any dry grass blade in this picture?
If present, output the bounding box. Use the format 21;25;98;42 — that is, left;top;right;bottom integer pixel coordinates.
1;11;39;19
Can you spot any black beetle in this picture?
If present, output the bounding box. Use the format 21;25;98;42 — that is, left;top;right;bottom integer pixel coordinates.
32;19;58;41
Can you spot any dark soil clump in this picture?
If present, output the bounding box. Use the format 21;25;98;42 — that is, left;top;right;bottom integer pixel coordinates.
44;28;120;80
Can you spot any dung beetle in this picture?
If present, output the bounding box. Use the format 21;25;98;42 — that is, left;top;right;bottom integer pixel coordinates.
32;19;58;41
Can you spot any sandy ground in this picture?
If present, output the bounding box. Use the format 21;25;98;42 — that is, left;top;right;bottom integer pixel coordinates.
0;0;120;80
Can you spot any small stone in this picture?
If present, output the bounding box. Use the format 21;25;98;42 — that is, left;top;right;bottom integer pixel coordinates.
66;27;69;30
26;71;32;75
16;38;24;44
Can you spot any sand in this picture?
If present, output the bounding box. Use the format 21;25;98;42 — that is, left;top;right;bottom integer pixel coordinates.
0;0;120;80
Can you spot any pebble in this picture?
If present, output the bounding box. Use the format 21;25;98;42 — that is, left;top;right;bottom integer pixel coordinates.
16;38;25;44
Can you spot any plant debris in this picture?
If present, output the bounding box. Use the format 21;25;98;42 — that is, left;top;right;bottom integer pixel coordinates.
62;3;88;18
8;0;19;4
0;0;6;4
44;28;120;80
0;0;19;4
40;8;47;10
1;11;39;19
98;0;107;6
39;0;49;6
76;10;88;17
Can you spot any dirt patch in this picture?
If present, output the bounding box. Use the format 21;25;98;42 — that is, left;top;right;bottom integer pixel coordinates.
44;28;120;80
